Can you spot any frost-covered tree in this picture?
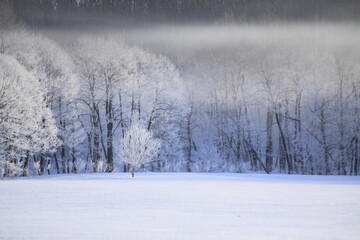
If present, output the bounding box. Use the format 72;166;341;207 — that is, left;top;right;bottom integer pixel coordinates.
72;35;187;173
0;54;58;177
2;21;359;177
1;28;81;175
72;35;134;172
120;123;161;177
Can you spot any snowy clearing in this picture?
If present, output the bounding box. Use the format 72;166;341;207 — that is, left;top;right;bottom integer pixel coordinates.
1;173;360;240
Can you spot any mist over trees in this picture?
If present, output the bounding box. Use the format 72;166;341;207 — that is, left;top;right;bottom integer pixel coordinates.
7;0;360;27
0;1;360;177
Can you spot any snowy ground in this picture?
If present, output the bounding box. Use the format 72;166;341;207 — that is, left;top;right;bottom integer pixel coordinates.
0;173;359;240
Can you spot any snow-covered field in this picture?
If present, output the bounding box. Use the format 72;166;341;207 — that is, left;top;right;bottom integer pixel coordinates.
1;173;359;240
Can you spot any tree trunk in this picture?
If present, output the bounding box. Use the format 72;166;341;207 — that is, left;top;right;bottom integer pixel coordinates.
23;150;30;176
266;110;273;172
320;102;330;175
275;111;293;174
244;106;257;171
277;112;285;173
353;83;359;176
106;98;114;172
354;137;359;176
58;97;64;174
53;152;60;174
47;153;51;175
337;64;346;175
61;141;66;174
118;92;127;173
93;105;100;172
243;138;270;174
86;132;92;172
186;105;193;172
40;151;45;175
148;85;159;131
72;147;77;173
293;93;302;173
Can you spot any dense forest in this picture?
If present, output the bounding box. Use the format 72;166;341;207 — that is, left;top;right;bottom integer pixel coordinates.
0;0;360;177
6;0;360;27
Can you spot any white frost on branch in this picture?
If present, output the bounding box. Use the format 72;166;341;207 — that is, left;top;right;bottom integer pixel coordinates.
120;122;161;177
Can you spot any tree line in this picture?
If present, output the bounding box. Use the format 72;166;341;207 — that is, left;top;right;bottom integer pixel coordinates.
0;27;187;177
0;4;359;177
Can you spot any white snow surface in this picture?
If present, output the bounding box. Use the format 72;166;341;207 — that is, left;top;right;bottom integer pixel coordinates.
1;173;360;240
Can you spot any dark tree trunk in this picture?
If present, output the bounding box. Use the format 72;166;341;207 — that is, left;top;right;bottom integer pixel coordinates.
266;110;273;172
47;153;51;175
243;139;269;174
118;92;127;173
61;142;66;174
147;85;159;131
23;150;30;176
186;105;193;172
355;137;359;176
53;152;60;174
40;151;45;175
320;102;330;175
105;98;114;172
86;132;92;172
93;105;100;172
275;112;293;174
353;83;359;176
293;93;302;173
72;147;77;173
58;97;64;174
130;93;135;125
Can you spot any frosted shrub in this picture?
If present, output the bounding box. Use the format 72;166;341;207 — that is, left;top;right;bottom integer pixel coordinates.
120;123;161;177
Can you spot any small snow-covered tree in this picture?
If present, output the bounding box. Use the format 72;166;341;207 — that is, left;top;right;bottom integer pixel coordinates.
120;123;161;177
